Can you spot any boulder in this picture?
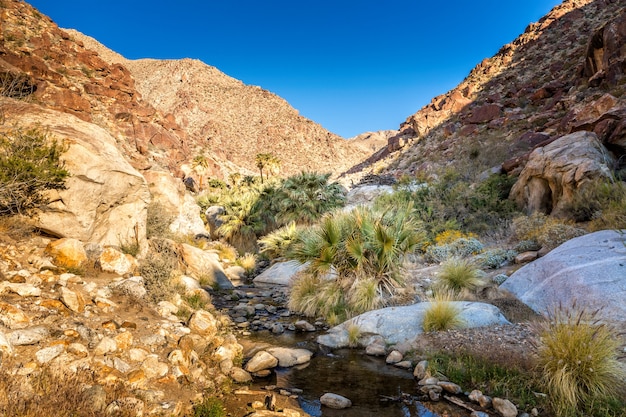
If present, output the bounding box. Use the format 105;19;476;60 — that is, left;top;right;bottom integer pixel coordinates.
188;310;219;338
500;230;626;323
180;243;233;289
7;105;150;247
265;347;313;367
204;206;225;239
344;185;393;210
143;171;206;236
99;247;137;275
317;302;509;348
510;131;614;217
253;261;307;287
44;238;87;269
244;351;278;373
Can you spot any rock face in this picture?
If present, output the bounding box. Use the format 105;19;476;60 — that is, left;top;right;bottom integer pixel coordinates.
500;230;626;323
180;244;234;289
2;103;150;247
317;302;510;348
509;131;614;217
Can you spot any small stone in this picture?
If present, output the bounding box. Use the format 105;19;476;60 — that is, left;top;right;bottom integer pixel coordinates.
294;320;315;331
413;360;428;380
156;301;178;318
428;390;441;401
365;342;386;356
36;344;65;364
99;247;136;275
60;286;86;313
493;397;518;417
188;310;218;337
266;347;313;367
9;326;48;346
94;337;117;356
129;348;149;362
418;376;439;386
0;282;41;297
115;332;133;351
142;355;169;379
102;320;119;330
0;301;30;328
44;238;87;269
68;342;89;358
438;381;463;394
471;412;490;417
0;332;13;356
515;251;538;264
229;367;252;383
385;350;403;364
270;323;284;334
320;393;352;409
394;360;413;369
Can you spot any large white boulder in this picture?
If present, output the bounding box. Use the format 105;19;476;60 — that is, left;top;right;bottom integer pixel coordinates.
500;230;626;322
253;260;307;287
317;302;509;348
180;243;233;289
6;104;149;247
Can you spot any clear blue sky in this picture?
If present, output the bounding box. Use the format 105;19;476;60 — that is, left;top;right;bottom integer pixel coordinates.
28;0;561;138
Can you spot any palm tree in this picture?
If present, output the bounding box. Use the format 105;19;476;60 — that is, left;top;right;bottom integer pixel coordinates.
255;153;281;184
217;193;261;254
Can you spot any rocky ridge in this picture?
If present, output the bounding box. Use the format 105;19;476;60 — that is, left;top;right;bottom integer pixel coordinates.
349;0;626;187
66;30;373;181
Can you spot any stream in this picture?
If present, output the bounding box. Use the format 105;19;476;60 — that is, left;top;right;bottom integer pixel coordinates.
216;286;471;417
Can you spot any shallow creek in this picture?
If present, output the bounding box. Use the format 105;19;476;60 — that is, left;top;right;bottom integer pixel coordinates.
216;286;471;417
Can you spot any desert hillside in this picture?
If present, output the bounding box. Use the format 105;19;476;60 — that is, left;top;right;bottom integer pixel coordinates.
349;0;625;184
67;30;372;180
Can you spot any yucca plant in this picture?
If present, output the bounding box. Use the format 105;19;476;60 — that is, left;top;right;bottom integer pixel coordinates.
535;305;626;416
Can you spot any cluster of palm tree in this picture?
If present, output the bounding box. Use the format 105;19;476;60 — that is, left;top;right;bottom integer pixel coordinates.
255;153;281;184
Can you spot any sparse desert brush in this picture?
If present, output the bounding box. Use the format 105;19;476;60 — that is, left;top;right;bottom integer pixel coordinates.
434;229;476;245
139;238;180;303
0;214;35;240
512;212;585;251
146;201;175;239
436;257;484;294
424;237;484;263
422;292;464;332
535;305;626;416
235;252;257;275
192;397;226;417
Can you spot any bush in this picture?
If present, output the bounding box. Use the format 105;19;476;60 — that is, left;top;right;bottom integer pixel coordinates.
258;221;301;259
0;127;69;215
512;212;585;251
425;237;484;263
476;248;517;269
235;252;257;276
436;258;484;294
146;201;175;239
288;273;324;317
536;305;626;416
139;239;180;303
192;397;226;417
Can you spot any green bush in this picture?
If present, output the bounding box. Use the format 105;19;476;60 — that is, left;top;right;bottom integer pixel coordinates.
258;221;301;259
424;237;484;263
536;306;626;416
192;397;225;417
0;127;69;215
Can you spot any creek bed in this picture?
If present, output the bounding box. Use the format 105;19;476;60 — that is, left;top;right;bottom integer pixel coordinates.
240;330;471;417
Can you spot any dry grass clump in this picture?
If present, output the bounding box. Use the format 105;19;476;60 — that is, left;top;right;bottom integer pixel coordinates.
0;367;137;417
0;214;35;241
436;257;484;295
287;273;323;317
566;179;626;232
346;323;362;348
207;241;238;263
535;305;626;416
422;292;464;332
139;238;181;303
235;252;257;276
146;201;175;239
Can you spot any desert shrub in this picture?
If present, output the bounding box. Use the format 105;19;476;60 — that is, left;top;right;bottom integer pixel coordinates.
569;179;626;232
348;277;382;315
207;241;238;263
424;237;484;263
0;71;36;99
491;274;509;285
476;248;517;269
436;257;484;294
346;323;362;348
422;292;464;332
512;212;585;251
258;221;301;259
0;127;69;215
182;291;211;311
434;229;477;245
376;171;519;238
139;238;180;303
536;305;626;416
0;214;35;240
146;201;175;239
192;397;226;417
235;252;257;276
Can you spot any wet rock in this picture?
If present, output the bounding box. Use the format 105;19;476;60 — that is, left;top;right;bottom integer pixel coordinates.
320;393;352;409
245;351;278;373
270;323;285;334
469;390;492;408
413;360;428;380
294;320;315;332
493;397;518;417
265;347;313;367
229;367;253;383
394;360;412;369
385;350;403;364
365;342;386;356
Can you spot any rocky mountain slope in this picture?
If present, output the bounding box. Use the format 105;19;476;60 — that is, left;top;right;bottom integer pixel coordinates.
67;30;371;180
350;0;625;186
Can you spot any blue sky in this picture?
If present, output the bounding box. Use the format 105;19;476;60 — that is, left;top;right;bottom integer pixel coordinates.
28;0;562;138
